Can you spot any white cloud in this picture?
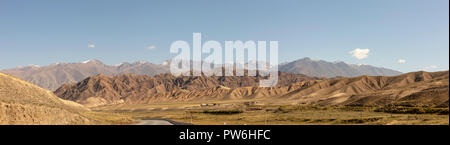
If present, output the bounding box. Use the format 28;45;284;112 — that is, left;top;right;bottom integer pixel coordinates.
424;65;439;70
350;48;370;60
146;45;156;50
398;59;406;64
88;44;95;48
162;61;169;65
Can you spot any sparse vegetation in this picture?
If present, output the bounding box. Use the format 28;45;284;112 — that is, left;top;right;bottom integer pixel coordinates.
202;109;243;115
375;105;449;115
95;103;449;125
79;111;133;125
340;117;383;124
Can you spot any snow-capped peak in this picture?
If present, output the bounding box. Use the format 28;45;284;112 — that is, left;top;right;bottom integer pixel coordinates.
17;64;40;68
82;60;92;63
133;61;147;65
114;62;124;66
29;64;40;67
81;59;102;64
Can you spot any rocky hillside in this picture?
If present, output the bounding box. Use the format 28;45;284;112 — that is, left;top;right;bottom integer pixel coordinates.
281;71;448;107
0;72;90;125
54;72;317;107
54;70;448;108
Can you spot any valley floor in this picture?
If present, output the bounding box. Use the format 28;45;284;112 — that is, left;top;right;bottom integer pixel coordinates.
91;101;449;125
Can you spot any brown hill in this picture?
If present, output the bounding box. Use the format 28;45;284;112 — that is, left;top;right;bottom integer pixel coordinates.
0;72;90;125
281;71;449;107
54;71;448;108
54;72;317;107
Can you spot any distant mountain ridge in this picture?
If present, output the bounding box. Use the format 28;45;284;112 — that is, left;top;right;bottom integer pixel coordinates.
2;58;402;90
1;60;170;90
279;57;402;77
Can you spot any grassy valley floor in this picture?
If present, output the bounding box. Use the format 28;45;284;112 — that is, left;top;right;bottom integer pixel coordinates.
91;101;449;125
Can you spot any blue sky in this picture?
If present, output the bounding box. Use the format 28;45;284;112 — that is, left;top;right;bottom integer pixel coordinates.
0;0;448;72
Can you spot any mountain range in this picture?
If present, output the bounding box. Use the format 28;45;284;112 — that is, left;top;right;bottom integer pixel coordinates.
54;70;448;108
0;60;447;124
54;72;317;107
279;57;402;77
1;60;169;90
1;58;402;91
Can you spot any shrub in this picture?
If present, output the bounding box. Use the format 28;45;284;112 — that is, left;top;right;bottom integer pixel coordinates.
375;106;449;115
202;109;243;115
340;117;383;124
